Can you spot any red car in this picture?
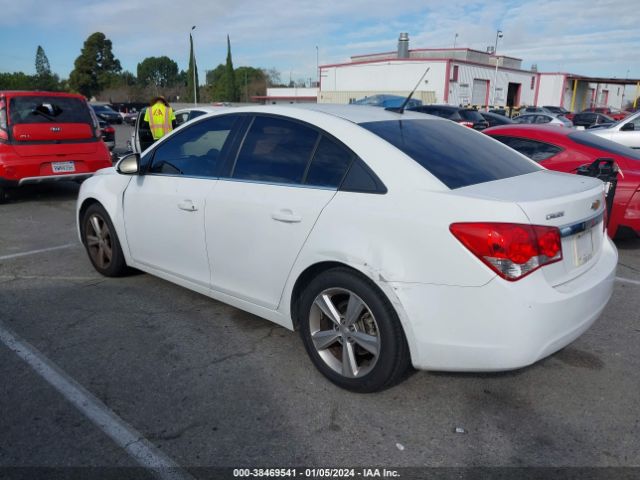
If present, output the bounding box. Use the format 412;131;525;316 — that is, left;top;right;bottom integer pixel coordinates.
485;125;640;238
579;107;630;122
0;91;112;202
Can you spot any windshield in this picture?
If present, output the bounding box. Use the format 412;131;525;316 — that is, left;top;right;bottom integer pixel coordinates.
9;96;92;124
360;119;540;189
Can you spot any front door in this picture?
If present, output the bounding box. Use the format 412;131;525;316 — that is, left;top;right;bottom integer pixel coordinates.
123;114;241;287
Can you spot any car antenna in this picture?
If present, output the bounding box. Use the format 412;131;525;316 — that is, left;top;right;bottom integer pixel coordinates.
386;67;430;114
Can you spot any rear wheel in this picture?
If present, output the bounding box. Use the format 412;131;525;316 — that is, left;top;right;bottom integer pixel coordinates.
298;268;411;392
81;203;128;276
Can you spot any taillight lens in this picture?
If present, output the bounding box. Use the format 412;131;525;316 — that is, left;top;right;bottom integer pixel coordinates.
450;222;562;281
0;98;8;142
460;121;474;128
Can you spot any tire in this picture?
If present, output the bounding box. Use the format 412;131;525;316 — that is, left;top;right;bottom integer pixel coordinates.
0;187;8;204
298;267;411;393
81;203;128;277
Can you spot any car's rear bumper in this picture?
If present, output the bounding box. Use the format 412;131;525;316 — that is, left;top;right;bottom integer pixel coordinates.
391;236;618;371
0;173;93;187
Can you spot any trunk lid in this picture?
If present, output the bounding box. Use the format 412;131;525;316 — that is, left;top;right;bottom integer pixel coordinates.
457;170;606;286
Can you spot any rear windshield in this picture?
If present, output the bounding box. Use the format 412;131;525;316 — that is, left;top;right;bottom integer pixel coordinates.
9;96;92;125
459;110;485;122
569;131;640;160
360;119;540;189
92;105;116;113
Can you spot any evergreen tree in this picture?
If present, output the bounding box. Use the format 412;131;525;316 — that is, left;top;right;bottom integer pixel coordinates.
33;45;59;91
186;29;200;103
35;46;51;77
69;32;122;98
225;35;238;102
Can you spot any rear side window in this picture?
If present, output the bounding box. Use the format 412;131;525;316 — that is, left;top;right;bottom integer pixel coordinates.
360;119;540;189
492;136;563;162
233;116;319;184
9;96;91;124
304;136;354;188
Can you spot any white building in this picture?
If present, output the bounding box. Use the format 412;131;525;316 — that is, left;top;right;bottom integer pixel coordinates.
252;87;318;105
318;33;639;111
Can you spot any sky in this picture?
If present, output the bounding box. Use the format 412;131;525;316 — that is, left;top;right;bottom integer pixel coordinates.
0;0;638;86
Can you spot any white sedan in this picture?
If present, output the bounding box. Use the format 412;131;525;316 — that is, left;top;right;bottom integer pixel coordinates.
77;105;617;392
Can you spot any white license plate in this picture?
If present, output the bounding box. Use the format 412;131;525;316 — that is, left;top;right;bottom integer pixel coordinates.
52;161;75;173
572;229;594;267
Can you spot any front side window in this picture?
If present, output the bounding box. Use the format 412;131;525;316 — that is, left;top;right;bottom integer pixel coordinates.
149;115;237;177
492;136;563;162
360;119;540;189
535;115;551;124
514;115;534;124
232;116;319;184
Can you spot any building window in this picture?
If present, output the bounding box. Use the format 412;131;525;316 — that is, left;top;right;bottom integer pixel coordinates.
451;65;459;82
530;76;535;90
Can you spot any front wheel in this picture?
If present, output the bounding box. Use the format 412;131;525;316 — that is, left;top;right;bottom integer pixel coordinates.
81;203;128;277
298;268;411;393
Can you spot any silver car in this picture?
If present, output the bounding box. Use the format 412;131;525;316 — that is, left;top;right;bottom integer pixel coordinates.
513;113;573;127
589;111;640;149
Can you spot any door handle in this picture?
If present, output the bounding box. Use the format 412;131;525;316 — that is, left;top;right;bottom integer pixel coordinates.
178;200;198;212
271;209;302;223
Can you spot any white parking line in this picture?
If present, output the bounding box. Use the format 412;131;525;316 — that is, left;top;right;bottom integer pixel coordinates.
0;322;195;480
0;243;77;261
616;276;640;286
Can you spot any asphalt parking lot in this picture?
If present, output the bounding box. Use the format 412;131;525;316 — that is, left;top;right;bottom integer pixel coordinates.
1;126;639;479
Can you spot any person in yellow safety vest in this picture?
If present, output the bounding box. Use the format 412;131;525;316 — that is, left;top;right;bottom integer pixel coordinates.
144;96;177;141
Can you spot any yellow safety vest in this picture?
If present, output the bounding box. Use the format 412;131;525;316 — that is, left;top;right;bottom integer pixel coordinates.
144;103;175;140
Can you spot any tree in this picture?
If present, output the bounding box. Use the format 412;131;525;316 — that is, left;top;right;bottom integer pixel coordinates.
35;46;51;77
69;32;122;98
205;64;226;101
235;66;267;102
137;56;179;89
33;46;59;91
225;35;238;102
185;30;200;103
0;72;35;90
263;67;285;87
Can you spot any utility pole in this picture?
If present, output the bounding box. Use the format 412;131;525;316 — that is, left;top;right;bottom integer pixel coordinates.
491;30;503;108
316;46;319;87
191;25;197;106
453;33;458;48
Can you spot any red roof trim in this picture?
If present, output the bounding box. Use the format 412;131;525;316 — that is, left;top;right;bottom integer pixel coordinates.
321;57;531;74
351;47;521;61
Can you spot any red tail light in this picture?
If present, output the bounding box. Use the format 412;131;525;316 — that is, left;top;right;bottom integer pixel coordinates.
0;98;8;143
450;222;562;281
460;121;474;128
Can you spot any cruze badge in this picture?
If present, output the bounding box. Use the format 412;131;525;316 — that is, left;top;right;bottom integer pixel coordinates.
546;211;564;220
50;127;61;132
591;199;601;211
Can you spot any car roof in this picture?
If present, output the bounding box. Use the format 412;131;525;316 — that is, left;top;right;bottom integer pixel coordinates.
210;104;436;124
0;90;87;100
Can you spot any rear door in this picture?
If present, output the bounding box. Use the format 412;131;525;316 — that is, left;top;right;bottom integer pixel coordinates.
205;115;353;309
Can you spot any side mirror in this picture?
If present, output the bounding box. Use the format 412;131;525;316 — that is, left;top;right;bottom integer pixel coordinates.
116;153;140;175
621;122;635;131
